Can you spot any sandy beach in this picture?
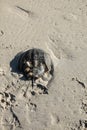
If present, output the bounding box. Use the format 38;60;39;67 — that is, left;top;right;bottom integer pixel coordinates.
0;0;87;130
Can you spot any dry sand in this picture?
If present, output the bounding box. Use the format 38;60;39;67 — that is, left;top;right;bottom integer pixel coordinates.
0;0;87;130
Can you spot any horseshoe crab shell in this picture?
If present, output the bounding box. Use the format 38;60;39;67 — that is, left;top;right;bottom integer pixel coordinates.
18;48;54;87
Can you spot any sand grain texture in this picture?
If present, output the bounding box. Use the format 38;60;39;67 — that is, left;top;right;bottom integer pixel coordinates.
0;0;87;130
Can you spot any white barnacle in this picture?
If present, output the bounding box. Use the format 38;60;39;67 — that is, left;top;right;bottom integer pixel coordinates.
24;67;30;72
26;61;31;67
29;72;33;76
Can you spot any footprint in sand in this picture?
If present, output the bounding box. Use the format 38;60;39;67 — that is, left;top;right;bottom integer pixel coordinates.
0;92;21;130
0;92;16;109
78;120;87;130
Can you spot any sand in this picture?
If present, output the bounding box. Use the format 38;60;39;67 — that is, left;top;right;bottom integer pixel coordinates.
0;0;87;130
